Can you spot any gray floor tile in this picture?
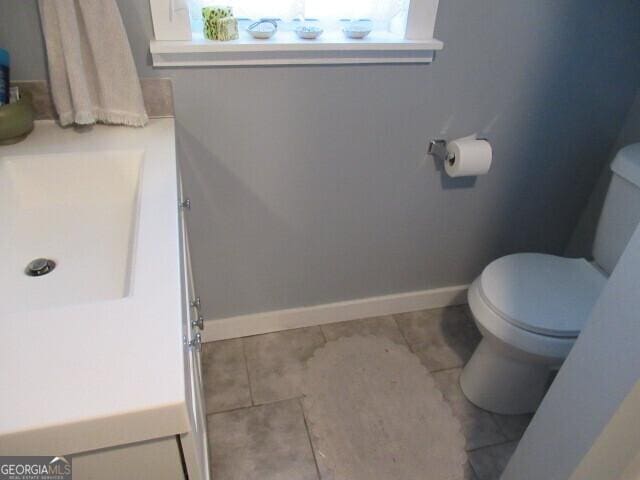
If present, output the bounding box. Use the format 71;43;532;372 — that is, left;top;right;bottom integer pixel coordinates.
492;413;532;442
433;369;507;450
208;399;319;480
395;306;481;372
244;327;325;405
201;339;252;414
468;442;518;480
321;315;407;345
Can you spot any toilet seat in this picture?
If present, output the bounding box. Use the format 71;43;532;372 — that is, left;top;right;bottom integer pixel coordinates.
478;253;607;338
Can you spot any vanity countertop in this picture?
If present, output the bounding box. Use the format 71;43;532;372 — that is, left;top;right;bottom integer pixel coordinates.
0;119;190;455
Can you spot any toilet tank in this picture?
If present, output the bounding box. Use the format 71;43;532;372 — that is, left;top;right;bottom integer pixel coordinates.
593;143;640;275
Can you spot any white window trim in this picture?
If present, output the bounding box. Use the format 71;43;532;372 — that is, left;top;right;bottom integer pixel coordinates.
148;0;442;67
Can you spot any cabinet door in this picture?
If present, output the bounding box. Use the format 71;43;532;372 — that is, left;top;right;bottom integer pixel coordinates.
178;169;210;480
72;436;185;480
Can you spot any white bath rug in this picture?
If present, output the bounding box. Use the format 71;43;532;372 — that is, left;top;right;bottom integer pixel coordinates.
302;335;467;480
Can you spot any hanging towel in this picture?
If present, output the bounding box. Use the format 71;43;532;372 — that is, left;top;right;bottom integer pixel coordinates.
38;0;148;127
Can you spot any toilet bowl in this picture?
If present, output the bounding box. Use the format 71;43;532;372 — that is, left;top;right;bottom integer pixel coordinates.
461;143;640;414
461;254;605;414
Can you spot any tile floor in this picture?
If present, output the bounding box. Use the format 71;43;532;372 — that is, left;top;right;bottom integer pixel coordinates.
202;305;532;480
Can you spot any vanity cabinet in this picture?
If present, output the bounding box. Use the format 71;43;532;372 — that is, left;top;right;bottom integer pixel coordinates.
65;171;210;480
67;159;208;480
63;170;209;480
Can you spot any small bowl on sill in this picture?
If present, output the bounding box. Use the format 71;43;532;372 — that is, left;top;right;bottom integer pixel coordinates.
247;19;278;39
294;25;323;40
343;20;372;39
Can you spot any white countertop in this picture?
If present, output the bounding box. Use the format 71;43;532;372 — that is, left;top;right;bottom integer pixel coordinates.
0;119;190;455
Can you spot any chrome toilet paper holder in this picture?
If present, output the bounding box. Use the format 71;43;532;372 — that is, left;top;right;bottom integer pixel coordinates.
428;139;454;166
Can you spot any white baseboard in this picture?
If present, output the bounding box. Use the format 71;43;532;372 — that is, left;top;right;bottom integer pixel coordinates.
201;285;469;342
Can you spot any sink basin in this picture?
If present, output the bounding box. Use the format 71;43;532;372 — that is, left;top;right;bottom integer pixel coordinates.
0;150;143;315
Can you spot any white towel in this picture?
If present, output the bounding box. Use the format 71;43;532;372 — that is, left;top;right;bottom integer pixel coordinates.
38;0;148;127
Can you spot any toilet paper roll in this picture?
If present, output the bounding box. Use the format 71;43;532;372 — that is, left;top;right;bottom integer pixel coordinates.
445;137;492;177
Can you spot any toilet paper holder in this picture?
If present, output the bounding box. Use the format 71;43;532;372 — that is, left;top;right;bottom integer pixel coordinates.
428;139;453;166
429;137;489;167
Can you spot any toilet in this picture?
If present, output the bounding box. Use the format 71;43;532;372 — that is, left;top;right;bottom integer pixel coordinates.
460;143;640;415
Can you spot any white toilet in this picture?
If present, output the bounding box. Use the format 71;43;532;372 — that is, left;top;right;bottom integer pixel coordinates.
460;143;640;415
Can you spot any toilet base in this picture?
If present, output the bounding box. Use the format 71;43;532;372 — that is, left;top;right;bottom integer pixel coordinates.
460;338;552;415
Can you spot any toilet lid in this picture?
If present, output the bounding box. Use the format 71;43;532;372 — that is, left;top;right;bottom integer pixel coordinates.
479;253;607;338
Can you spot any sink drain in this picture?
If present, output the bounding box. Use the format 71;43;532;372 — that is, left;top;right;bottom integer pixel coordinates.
25;258;56;277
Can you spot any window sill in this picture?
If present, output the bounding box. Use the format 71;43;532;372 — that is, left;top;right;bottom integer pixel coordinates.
149;31;443;67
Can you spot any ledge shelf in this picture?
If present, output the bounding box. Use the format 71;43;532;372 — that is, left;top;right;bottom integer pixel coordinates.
150;31;444;67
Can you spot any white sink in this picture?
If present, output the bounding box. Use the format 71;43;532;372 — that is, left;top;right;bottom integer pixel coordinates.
0;151;143;315
0;120;190;456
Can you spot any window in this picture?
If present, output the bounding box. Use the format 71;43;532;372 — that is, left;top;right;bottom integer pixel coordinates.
149;0;443;67
187;0;411;37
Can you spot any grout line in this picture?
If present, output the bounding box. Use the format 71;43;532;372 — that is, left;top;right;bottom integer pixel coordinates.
252;395;305;408
240;338;255;406
299;397;323;480
205;395;305;418
205;403;255;418
430;365;464;374
466;438;519;454
467;459;481;480
491;414;514;443
393;315;413;351
319;325;328;344
480;410;510;444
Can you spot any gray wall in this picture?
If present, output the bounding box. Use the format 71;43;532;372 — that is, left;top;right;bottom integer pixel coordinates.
502;220;640;480
3;0;640;320
567;89;640;258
